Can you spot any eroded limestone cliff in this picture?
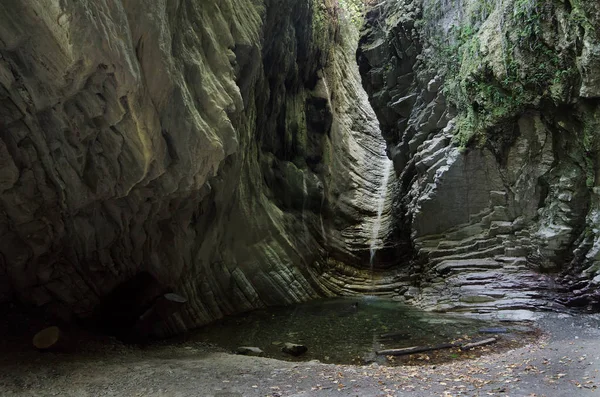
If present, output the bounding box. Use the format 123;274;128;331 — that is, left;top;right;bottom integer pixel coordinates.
5;0;599;336
0;0;398;336
358;0;600;316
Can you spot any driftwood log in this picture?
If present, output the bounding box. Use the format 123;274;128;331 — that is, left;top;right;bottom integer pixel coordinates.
376;342;460;356
376;337;498;356
460;337;497;351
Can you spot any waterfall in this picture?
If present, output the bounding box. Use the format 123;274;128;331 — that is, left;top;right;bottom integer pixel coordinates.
369;159;393;268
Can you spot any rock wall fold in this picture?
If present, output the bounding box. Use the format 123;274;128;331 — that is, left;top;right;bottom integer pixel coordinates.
0;0;396;335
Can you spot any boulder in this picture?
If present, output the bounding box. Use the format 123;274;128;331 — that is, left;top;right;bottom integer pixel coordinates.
281;343;308;356
33;326;70;351
236;347;264;356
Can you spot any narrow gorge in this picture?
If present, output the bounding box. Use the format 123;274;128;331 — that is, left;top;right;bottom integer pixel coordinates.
3;0;600;395
1;0;600;368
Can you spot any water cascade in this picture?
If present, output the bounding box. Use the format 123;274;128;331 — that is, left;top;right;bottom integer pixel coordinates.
369;159;393;269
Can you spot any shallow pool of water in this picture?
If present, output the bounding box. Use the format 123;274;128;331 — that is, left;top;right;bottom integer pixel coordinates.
189;297;513;364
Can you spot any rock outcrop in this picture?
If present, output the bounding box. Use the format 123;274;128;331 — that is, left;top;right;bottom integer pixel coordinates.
358;0;600;317
0;0;398;335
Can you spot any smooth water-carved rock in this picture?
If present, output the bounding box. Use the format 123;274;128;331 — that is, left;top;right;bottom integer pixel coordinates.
0;0;398;335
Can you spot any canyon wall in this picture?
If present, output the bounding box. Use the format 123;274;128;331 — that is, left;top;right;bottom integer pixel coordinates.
0;0;396;335
358;0;600;317
6;0;597;334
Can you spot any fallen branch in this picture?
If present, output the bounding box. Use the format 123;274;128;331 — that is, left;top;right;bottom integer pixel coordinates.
460;337;497;351
376;337;499;356
376;342;459;356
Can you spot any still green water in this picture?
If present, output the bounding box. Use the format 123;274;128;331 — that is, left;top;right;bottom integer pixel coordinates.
191;297;505;364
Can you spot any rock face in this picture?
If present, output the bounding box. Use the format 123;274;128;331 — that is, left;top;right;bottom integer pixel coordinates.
0;0;398;335
358;0;600;316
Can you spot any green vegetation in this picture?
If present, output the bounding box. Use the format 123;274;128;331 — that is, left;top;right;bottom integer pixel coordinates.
425;0;583;147
313;0;368;37
312;0;332;40
338;0;368;29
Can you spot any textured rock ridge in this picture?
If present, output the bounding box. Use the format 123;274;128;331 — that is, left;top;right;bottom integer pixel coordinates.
358;0;600;315
0;0;396;335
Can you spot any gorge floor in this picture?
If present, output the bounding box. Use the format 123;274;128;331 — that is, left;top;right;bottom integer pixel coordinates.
1;312;599;396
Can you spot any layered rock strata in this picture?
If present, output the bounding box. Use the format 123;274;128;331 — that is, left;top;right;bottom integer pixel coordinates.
0;0;398;335
358;0;600;316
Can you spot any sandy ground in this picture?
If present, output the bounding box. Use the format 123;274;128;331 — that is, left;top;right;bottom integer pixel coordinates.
1;312;599;397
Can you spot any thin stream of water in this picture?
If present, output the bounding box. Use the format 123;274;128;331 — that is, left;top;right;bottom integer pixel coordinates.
369;159;393;272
